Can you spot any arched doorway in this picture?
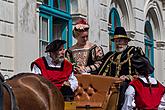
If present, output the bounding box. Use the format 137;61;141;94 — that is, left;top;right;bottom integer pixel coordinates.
144;20;154;76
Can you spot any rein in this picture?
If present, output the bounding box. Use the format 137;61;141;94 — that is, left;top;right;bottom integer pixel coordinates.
0;73;19;110
0;73;5;110
0;78;4;110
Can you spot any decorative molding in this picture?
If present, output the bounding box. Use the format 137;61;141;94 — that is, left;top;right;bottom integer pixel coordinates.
71;13;87;18
156;40;165;49
71;14;87;24
126;30;135;40
18;0;37;33
162;0;165;10
108;24;113;36
36;1;42;12
36;0;43;2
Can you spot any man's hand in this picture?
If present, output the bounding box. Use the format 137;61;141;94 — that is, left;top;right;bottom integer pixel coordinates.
75;66;89;74
119;75;130;81
120;75;139;81
63;81;71;86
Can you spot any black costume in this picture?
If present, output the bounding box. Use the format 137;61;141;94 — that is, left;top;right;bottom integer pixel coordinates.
99;27;146;110
99;46;145;110
99;46;144;77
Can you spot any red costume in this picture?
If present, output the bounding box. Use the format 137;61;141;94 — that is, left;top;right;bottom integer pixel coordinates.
130;78;165;109
31;57;73;90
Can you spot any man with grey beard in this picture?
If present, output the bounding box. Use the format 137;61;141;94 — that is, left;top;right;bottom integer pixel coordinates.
98;27;145;110
31;39;78;101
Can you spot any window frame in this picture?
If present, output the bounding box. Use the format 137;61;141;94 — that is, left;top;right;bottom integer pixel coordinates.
109;8;121;51
39;13;51;56
38;0;72;56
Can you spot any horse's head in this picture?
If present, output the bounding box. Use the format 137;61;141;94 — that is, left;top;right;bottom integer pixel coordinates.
4;73;64;110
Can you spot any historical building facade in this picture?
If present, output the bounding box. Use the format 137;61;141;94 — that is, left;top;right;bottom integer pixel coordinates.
70;0;165;84
0;0;165;84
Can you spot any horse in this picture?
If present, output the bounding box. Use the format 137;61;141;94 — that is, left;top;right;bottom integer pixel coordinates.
1;73;64;110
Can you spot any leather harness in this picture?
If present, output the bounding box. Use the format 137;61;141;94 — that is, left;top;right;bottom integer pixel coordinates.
0;73;19;110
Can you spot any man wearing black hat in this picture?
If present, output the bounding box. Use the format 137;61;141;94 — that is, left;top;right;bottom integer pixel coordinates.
31;39;78;101
98;26;145;109
122;56;165;110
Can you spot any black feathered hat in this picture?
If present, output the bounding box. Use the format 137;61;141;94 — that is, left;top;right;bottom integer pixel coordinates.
111;27;131;42
132;56;154;75
45;39;66;52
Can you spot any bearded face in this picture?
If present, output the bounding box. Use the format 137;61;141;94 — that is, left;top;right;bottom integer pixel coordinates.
50;45;65;64
51;54;64;63
114;38;128;52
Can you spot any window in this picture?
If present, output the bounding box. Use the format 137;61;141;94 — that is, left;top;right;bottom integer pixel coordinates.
52;17;68;40
39;15;49;56
43;0;48;5
109;8;121;51
53;0;58;8
53;0;68;12
144;21;154;76
39;0;72;56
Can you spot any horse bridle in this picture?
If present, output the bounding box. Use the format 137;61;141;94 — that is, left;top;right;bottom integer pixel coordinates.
0;73;19;110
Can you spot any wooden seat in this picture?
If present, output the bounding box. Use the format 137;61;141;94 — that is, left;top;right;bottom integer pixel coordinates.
74;74;122;110
64;101;76;110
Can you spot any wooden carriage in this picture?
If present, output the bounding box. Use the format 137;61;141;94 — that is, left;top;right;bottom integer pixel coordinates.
66;74;121;110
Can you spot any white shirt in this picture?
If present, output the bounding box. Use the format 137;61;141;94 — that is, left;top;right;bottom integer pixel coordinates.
122;75;165;110
31;55;78;92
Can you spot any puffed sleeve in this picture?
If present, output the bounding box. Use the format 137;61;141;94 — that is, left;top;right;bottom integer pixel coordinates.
86;45;104;74
65;49;75;63
93;45;104;60
158;93;165;110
